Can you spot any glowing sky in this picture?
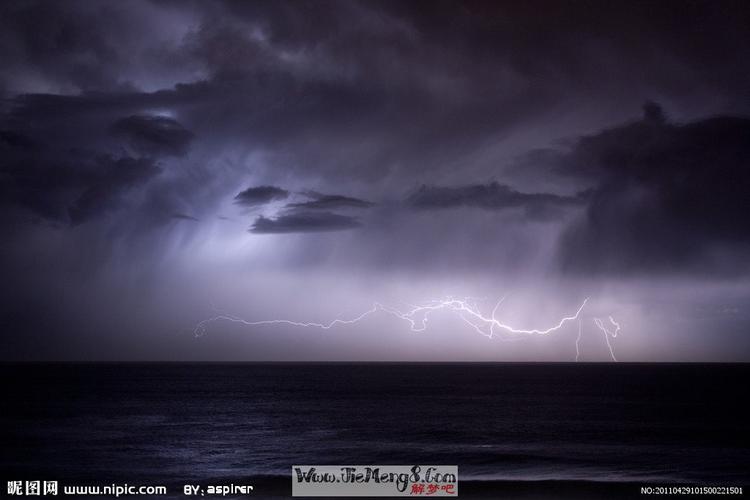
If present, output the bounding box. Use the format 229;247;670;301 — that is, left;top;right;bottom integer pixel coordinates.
1;0;749;361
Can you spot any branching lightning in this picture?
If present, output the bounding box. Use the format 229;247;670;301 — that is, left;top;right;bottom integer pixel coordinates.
593;316;621;362
194;295;621;361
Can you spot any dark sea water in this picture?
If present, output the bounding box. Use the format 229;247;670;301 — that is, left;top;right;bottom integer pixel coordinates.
2;363;748;498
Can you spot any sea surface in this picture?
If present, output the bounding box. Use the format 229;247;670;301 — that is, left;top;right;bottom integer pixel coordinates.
1;363;748;498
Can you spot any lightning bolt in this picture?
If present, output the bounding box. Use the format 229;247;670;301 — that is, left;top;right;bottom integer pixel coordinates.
593;316;621;362
194;297;620;361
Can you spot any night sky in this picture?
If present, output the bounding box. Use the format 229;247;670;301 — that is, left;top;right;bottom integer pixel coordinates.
2;0;750;361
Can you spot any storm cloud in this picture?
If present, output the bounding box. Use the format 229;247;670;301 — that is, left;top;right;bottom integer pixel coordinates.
250;211;361;233
234;186;290;207
0;129;162;224
552;104;750;274
111;115;194;157
406;182;586;217
1;0;750;361
286;192;374;210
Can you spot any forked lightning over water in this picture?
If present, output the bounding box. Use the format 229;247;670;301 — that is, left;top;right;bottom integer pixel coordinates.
194;296;620;361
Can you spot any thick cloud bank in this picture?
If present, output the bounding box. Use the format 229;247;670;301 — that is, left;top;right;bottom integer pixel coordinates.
1;0;750;361
556;104;750;274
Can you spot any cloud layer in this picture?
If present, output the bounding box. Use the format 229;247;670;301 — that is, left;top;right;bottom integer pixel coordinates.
406;181;585;218
250;211;361;234
553;105;750;274
2;0;750;360
234;185;290;207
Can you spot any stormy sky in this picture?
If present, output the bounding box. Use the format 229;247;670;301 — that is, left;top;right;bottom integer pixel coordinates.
2;0;750;361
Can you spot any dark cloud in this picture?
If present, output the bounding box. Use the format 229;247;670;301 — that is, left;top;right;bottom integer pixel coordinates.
234;185;289;207
250;210;360;234
406;181;586;217
111;115;194;157
556;104;750;274
171;213;199;222
0;0;203;95
286;192;374;210
66;156;161;225
1;0;750;361
0;127;160;224
0;91;197;227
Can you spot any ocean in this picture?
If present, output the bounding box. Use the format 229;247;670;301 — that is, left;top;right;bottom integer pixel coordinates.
2;363;748;498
